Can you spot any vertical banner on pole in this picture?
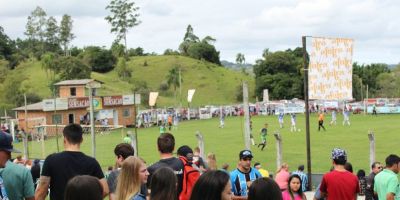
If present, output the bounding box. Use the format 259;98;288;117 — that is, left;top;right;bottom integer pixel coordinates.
309;37;354;100
149;92;159;107
187;89;196;103
242;82;251;150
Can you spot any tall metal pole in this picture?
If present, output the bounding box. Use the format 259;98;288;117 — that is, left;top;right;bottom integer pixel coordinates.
302;36;312;190
89;88;96;158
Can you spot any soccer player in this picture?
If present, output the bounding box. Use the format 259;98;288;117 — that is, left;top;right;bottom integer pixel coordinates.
290;113;297;132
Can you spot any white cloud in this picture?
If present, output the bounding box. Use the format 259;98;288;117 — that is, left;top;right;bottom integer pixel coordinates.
0;0;398;64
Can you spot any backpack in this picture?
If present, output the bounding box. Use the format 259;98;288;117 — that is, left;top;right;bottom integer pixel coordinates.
179;156;200;200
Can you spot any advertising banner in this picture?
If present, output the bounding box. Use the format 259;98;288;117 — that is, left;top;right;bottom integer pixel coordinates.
42;98;68;111
309;37;354;100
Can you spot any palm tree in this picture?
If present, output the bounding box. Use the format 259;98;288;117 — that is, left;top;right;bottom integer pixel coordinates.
236;53;245;65
166;66;183;104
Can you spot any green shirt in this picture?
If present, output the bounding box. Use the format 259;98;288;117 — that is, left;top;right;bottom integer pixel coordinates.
0;161;35;200
374;169;399;200
123;136;132;144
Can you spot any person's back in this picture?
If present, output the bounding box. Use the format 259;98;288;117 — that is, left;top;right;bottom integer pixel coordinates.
35;124;107;200
42;151;104;199
147;133;184;198
0;160;35;200
320;148;359;200
321;170;359;199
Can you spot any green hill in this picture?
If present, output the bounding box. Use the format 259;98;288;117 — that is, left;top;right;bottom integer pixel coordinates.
14;55;255;107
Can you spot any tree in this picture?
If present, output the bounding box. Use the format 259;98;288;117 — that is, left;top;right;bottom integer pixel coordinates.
24;6;47;41
0;26;15;61
41;52;58;79
236;53;245;65
166;66;182;103
80;46;116;73
115;57;132;80
57;56;91;80
59;14;75;56
45;17;59;49
24;6;47;58
179;25;199;55
254;48;303;100
105;0;141;53
186;42;221;65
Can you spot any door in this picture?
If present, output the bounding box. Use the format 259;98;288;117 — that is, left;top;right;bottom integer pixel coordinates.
68;113;74;124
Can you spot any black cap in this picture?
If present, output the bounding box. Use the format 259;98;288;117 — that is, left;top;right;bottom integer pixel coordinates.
177;145;193;157
239;150;253;159
0;131;20;153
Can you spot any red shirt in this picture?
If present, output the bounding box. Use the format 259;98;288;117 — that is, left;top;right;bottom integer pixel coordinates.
320;170;359;200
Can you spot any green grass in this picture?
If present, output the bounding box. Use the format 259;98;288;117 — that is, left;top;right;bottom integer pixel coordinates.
14;113;399;174
12;56;255;106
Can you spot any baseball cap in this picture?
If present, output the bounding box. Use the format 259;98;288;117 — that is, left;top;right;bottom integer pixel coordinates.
239;150;253;159
0;131;20;153
331;148;347;160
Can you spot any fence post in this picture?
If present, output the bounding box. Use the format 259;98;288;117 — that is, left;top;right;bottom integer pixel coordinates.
196;131;205;159
127;130;138;157
274;131;282;169
368;131;375;170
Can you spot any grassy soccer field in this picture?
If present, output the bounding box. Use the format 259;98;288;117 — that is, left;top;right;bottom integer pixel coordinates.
13;113;399;174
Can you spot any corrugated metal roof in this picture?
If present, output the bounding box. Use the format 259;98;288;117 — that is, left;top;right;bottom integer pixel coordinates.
13;102;43;111
54;79;104;86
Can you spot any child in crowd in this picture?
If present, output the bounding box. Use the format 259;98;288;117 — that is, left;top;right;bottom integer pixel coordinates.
282;174;306;200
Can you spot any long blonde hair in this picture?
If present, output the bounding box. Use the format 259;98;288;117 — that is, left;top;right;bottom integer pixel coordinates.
276;163;289;173
115;156;143;200
207;153;217;170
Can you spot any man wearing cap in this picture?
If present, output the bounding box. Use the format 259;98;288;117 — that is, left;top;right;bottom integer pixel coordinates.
35;124;109;200
320;148;359;200
230;150;262;200
1;131;36;200
373;154;400;200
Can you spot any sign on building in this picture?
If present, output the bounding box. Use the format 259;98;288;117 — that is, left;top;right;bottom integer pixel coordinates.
42;98;69;111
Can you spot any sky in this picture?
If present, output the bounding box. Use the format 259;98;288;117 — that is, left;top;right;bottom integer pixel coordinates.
0;0;399;64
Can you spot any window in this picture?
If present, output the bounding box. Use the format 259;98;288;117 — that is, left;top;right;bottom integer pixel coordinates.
52;114;62;124
70;87;76;96
123;108;130;117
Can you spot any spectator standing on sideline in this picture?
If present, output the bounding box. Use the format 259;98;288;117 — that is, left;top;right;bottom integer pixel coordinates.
31;159;41;189
190;170;232;200
107;143;146;200
365;162;382;200
35;123;108;200
230;150;261;199
275;163;290;191
292;165;308;192
254;162;269;178
147;133;184;198
64;175;103;200
115;156;149;200
248;177;282;200
320;148;359;200
357;169;367;196
374;154;400;200
149;167;177;200
0;131;23;199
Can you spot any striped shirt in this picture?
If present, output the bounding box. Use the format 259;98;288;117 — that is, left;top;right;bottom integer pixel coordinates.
292;170;308;192
230;167;262;196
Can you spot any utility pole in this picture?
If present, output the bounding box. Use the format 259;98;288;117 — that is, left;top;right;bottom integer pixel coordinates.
302;36;312;190
23;94;29;159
